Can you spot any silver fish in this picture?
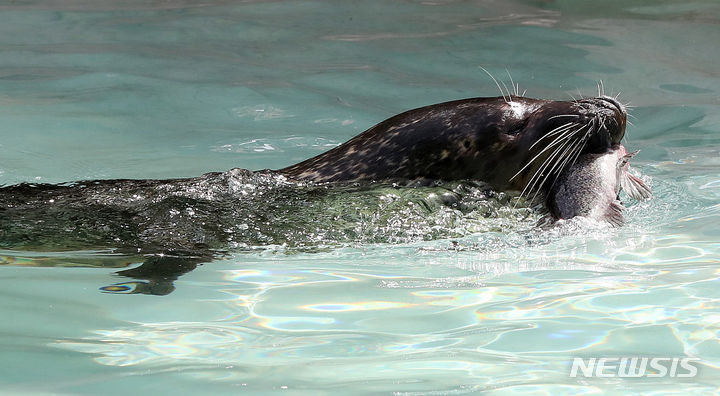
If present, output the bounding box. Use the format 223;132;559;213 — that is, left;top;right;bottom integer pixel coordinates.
546;144;651;226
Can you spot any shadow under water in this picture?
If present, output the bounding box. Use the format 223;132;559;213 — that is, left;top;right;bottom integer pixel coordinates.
0;169;539;295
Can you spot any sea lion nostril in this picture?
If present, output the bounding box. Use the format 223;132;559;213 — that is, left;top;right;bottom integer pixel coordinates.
598;95;625;114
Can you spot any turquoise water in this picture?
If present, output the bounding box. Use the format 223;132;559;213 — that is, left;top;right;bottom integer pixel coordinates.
1;0;719;394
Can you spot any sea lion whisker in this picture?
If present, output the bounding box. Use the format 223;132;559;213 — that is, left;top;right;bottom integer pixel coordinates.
564;138;589;177
547;114;580;121
531;123;591;191
511;124;583;184
566;121;595;170
555;138;584;176
544;130;590;193
555;126;591;175
541;121;575;137
511;128;577;182
522;134;579;200
554;121;594;174
545;121;578;134
525;138;574;196
543;140;588;202
529;122;579;150
478;66;509;103
541;126;581;152
527;128;573;153
505;68;518;97
500;79;513;101
519;123;586;195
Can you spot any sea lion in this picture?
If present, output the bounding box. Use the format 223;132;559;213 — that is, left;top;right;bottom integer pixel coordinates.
0;94;634;295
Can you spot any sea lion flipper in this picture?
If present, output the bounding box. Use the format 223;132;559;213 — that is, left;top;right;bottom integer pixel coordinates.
100;252;207;296
100;280;175;296
621;170;652;201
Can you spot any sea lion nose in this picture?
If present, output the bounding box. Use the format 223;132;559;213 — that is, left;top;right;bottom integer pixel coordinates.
596;96;627;144
598;95;626;115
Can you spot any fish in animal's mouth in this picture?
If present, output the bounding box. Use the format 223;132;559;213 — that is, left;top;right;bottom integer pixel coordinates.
545;144;652;227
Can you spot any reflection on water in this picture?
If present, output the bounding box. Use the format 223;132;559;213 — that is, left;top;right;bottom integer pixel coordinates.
50;241;720;392
1;0;719;394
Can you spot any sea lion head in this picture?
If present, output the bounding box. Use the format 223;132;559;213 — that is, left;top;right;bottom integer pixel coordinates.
279;94;628;195
505;95;628;196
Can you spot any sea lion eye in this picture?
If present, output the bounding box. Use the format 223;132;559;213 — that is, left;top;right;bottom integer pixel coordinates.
508;118;529;135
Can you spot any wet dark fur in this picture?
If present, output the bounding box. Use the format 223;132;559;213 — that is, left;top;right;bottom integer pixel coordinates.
281;96;626;193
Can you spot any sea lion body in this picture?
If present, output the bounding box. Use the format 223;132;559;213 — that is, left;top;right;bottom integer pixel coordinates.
0;94;635;294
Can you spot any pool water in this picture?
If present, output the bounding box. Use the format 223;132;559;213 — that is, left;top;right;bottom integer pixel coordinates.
1;0;719;394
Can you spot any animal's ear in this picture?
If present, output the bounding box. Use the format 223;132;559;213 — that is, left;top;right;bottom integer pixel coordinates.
621;171;652;200
604;200;626;227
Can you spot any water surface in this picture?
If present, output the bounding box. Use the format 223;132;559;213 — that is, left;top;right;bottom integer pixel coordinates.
1;0;719;394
